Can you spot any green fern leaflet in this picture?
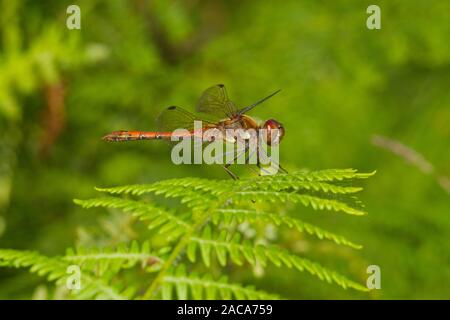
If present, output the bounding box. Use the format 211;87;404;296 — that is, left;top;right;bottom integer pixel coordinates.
0;169;375;299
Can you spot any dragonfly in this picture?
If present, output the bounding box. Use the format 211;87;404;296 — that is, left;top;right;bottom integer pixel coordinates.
103;84;286;179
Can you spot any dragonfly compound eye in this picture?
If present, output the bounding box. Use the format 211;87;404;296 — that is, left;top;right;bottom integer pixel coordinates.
263;119;285;146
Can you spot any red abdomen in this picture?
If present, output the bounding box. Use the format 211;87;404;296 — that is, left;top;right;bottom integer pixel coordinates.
102;131;171;142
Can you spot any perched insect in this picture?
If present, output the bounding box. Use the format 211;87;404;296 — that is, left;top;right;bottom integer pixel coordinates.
103;84;286;179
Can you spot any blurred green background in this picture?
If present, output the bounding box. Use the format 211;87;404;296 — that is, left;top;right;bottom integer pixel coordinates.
0;0;449;299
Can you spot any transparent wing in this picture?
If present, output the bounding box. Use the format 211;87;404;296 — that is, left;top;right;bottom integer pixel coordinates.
196;84;237;119
156;106;217;132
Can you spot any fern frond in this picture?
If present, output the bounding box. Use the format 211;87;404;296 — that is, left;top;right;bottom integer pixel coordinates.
161;266;279;300
0;249;67;281
231;191;366;215
74;281;131;300
186;227;367;291
95;170;374;197
74;197;191;239
63;169;374;298
95;179;225;210
291;169;376;182
240;177;364;194
0;249;130;299
95;178;224;196
64;241;165;274
95;171;373;213
213;208;362;249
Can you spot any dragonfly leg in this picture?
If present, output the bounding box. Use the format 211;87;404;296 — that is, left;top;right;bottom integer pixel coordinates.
221;165;239;180
243;145;261;176
221;143;250;180
277;163;289;174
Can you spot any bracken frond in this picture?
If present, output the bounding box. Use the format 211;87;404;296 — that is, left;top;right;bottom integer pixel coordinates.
161;265;279;300
213;208;362;249
64;240;166;274
231;191;366;215
74;197;191;240
1;169;374;299
0;249;131;299
238;176;366;194
186;226;368;291
291;169;376;182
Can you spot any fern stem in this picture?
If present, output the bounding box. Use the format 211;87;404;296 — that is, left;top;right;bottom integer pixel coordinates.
142;216;208;299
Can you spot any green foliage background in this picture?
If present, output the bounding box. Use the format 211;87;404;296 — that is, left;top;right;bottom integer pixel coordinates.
0;0;449;299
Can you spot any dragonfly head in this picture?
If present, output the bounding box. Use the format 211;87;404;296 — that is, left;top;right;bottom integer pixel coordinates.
263;119;285;146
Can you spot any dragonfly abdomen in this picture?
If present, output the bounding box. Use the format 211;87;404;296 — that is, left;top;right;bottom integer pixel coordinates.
103;128;210;142
102;130;172;142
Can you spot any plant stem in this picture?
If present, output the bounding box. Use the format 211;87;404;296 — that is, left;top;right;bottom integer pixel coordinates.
142;212;209;300
143;185;242;299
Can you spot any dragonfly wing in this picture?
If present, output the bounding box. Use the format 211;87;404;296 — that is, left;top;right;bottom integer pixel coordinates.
196;84;237;119
156;106;216;132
